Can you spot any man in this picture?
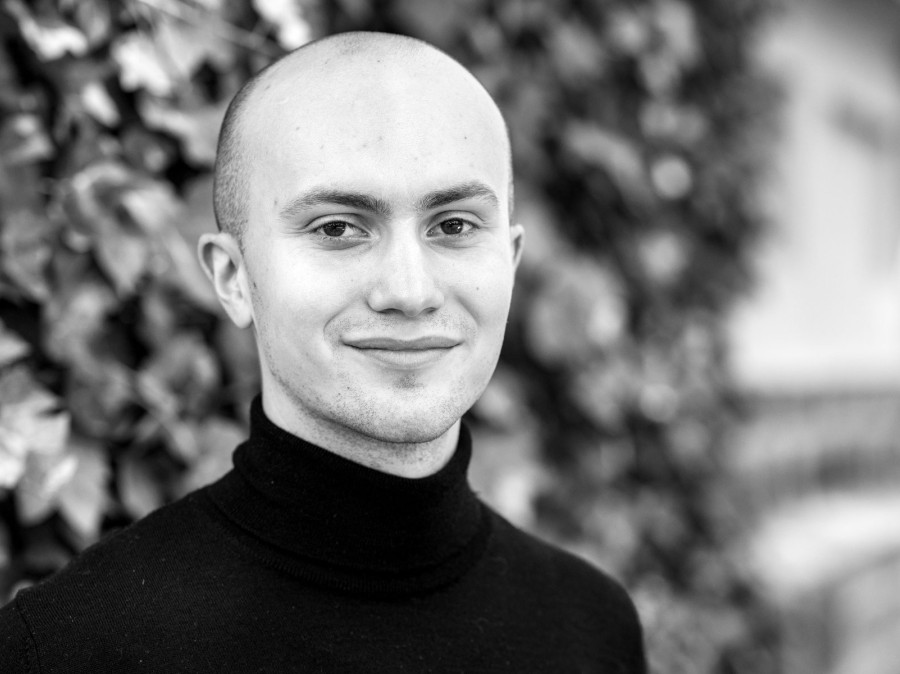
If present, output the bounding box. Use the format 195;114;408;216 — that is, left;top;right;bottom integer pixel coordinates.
1;32;646;672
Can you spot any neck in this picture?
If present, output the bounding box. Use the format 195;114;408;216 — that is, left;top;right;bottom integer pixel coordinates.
205;396;491;594
261;392;460;478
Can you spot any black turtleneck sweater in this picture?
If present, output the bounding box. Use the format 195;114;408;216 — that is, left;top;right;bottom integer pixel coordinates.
0;400;645;673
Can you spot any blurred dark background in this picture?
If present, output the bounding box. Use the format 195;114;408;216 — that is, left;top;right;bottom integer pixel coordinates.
5;1;898;673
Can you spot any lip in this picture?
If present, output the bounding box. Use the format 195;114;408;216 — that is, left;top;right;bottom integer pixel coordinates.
344;336;460;369
345;336;460;350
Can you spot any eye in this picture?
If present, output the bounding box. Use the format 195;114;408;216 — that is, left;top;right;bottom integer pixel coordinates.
428;218;477;238
312;221;366;239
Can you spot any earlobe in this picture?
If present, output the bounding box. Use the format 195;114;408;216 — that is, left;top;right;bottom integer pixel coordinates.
510;223;525;270
197;232;254;329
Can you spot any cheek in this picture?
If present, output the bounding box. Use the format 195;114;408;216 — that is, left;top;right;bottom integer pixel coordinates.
460;261;515;330
264;259;365;347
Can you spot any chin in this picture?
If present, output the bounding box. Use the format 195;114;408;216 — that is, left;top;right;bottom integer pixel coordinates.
330;382;477;446
345;406;461;446
274;367;486;447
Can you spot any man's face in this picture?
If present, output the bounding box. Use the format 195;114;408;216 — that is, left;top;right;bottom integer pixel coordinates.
237;64;522;446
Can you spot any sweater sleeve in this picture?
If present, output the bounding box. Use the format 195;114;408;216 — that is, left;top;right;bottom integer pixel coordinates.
0;595;40;673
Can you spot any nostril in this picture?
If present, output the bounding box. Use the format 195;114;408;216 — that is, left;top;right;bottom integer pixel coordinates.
367;264;445;316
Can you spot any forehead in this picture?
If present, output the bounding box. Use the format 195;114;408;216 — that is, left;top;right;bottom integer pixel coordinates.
242;53;510;210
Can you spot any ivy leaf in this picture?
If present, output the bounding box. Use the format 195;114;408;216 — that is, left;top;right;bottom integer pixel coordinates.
0;209;54;301
391;0;477;46
606;6;651;56
0;319;30;368
98;228;151;297
159;224;220;312
0;366;69;491
640;101;707;146
119;180;181;235
253;0;312;49
526;256;627;366
112;14;236;97
64;162;153;296
0;365;56;412
638;230;689;286
67;0;114;48
570;359;639;431
118;455;163;520
64;364;134;439
121;125;178;174
563;122;652;204
137;286;180;347
468;424;544;529
470;366;529;430
151;12;237;76
112;30;178;97
5;0;89;61
56;439;109;542
548;22;607;83
0;443;27;491
163;175;219;311
138;96;227;167
653;0;700;69
42;279;117;368
80;81;121;127
176;416;245;496
0;114;53;166
16;450;78;525
138;333;220;417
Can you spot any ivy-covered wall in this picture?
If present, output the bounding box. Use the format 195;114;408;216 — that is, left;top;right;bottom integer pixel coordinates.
0;1;780;671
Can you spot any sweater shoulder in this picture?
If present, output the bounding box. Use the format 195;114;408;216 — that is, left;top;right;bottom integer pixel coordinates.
487;509;630;598
0;596;39;673
22;487;215;594
4;488;225;666
484;509;647;672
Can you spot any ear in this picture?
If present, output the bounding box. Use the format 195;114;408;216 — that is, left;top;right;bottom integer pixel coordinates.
510;223;525;270
197;232;254;329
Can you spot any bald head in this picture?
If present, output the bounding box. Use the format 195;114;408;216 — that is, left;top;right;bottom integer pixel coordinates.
200;31;523;458
213;32;512;244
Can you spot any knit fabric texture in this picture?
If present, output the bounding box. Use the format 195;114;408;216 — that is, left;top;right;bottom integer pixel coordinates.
0;399;646;673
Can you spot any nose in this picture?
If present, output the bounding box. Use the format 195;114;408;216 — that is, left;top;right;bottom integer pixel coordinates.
366;230;445;317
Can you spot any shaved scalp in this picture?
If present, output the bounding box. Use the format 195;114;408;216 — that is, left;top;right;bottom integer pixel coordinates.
213;32;513;245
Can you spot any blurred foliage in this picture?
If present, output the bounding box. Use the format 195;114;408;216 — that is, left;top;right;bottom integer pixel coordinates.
0;0;781;672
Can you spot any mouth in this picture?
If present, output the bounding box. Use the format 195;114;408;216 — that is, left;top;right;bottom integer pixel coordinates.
343;336;460;369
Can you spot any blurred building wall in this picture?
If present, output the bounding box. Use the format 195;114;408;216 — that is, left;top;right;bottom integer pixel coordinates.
732;0;900;391
730;1;900;672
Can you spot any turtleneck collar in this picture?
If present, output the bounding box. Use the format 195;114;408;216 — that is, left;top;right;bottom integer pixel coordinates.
205;397;491;595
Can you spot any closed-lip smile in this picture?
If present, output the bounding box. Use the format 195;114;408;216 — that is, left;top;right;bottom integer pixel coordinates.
345;336;460;350
344;336;460;369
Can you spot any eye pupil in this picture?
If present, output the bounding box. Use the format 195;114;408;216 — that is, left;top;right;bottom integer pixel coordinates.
322;223;347;237
441;220;465;235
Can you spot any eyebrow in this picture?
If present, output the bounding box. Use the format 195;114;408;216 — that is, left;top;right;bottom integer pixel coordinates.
278;181;500;222
279;189;391;220
415;181;500;211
